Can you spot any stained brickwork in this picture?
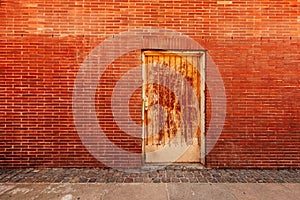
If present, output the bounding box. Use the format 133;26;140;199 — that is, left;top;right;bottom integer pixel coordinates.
0;0;299;168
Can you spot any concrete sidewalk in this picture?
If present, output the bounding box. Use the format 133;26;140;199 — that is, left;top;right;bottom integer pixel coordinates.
1;167;299;199
0;183;300;200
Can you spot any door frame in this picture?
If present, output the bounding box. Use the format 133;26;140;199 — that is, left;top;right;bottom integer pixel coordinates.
141;49;206;165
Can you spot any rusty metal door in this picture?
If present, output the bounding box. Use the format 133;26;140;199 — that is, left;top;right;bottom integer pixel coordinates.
142;50;205;163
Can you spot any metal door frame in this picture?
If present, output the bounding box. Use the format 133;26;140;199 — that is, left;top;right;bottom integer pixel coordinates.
141;49;206;165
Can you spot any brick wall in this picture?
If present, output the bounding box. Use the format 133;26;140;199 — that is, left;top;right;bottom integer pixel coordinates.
0;0;299;168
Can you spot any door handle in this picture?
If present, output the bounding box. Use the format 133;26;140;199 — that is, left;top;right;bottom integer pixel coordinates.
144;97;149;111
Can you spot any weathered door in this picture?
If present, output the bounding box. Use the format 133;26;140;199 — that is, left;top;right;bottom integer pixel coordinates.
142;50;205;163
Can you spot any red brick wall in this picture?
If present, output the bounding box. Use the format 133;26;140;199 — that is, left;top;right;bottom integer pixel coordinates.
0;0;299;168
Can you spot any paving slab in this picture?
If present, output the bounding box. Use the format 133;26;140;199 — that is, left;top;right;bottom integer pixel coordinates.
104;183;167;200
222;183;300;200
167;183;300;200
0;183;109;200
282;184;300;197
167;183;237;200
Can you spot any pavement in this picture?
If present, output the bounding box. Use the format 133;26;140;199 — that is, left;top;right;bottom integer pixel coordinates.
0;166;299;200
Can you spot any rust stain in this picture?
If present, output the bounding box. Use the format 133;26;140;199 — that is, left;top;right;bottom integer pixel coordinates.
145;84;181;147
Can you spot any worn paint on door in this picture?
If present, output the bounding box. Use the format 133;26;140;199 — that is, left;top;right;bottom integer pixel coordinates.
142;50;205;163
